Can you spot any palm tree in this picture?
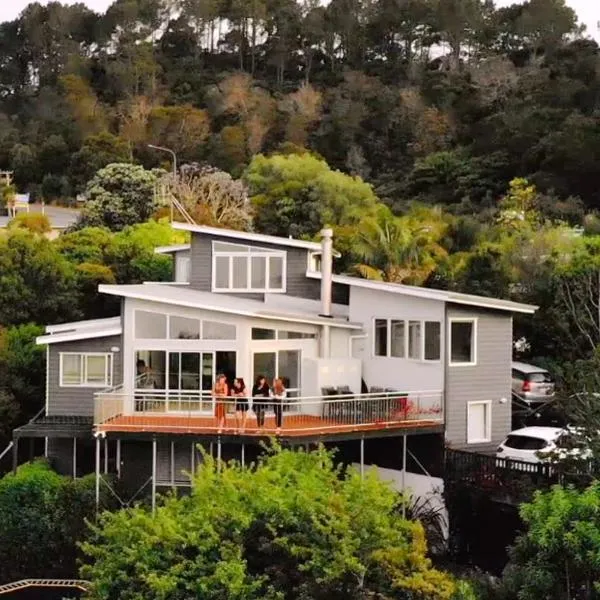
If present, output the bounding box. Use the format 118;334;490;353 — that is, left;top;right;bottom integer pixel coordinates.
353;205;448;285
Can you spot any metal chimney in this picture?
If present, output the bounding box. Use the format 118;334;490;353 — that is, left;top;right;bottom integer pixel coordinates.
320;228;333;318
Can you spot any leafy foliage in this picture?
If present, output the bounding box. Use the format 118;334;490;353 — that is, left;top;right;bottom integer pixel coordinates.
0;461;110;582
82;446;458;600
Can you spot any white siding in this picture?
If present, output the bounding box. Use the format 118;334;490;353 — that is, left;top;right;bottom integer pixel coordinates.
347;286;445;392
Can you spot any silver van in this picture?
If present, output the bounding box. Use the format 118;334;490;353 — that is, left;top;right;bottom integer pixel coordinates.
511;362;555;403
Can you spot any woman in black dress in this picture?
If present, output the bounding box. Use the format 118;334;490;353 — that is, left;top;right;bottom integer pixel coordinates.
252;375;270;428
233;377;248;432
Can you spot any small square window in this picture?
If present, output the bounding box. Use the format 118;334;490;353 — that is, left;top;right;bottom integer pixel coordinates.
390;320;405;358
61;354;82;385
424;322;441;361
408;321;422;360
467;401;491;444
450;320;476;365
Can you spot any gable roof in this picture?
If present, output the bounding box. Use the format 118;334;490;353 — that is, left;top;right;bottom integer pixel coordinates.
306;272;537;315
172;222;322;251
98;284;362;329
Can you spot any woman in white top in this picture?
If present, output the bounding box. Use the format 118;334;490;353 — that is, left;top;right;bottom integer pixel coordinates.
271;377;286;433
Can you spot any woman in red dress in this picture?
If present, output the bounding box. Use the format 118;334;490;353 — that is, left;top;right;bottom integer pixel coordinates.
213;374;229;433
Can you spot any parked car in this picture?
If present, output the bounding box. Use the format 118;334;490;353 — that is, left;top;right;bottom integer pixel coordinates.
512;362;555;403
496;426;590;465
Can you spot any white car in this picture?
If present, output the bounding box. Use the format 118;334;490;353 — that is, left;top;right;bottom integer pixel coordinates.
496;426;590;465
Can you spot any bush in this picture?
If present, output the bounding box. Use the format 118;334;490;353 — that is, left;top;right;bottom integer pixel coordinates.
8;212;52;234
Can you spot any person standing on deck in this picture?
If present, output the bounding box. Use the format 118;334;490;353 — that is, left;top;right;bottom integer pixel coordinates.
271;378;287;434
252;375;270;429
213;374;229;433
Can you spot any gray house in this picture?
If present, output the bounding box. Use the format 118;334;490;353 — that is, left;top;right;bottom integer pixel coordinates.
14;223;536;504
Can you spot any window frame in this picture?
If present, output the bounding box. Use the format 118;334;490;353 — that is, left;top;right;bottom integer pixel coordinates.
467;400;492;444
59;352;113;388
448;318;478;367
372;318;442;362
211;241;287;293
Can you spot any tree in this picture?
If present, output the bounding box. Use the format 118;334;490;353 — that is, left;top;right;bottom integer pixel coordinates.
502;483;600;600
7;212;51;234
246;153;380;238
167;165;252;230
78;163;163;231
0;231;80;325
353;204;448;285
0;461;110;583
82;446;457;599
0;323;45;430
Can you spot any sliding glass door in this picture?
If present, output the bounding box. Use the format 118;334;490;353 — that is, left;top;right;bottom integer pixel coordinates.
252;350;300;399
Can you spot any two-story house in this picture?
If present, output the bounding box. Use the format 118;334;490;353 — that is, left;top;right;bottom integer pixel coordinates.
13;223;536;507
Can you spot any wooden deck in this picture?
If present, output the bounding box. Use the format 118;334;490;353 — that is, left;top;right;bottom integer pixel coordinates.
97;413;442;438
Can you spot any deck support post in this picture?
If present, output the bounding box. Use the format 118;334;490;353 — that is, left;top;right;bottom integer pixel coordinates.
170;441;175;488
151;438;157;515
402;434;407;518
116;439;121;479
360;436;364;480
95;436;100;514
103;437;108;474
12;438;18;474
217;437;222;471
72;437;77;479
241;443;245;468
191;442;195;481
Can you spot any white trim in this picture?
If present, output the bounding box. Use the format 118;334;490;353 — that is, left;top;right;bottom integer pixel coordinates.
37;327;122;346
154;244;191;254
467;400;492;444
46;317;120;334
45;345;49;416
306;271;537;314
59;352;113;388
143;281;190;285
211;241;287;293
173;222;322;250
98;285;361;330
448;318;478;367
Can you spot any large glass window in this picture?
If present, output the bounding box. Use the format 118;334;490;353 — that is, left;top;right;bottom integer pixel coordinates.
203;320;236;340
450;320;476;365
169;315;200;339
212;241;286;292
135;310;167;339
253;350;300;393
390;320;405;358
60;353;112;387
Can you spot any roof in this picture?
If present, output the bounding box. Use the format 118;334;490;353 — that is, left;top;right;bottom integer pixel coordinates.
505;427;565;441
306;272;537;315
154;244;191;254
13;416;93;439
98;283;362;329
172;222;322;251
512;361;550;374
37;317;122;345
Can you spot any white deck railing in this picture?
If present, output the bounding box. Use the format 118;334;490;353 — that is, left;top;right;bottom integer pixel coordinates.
94;389;444;434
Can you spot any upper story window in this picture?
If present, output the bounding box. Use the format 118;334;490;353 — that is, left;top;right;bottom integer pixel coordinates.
449;318;477;366
212;241;286;293
60;352;112;387
374;318;441;362
307;251;322;273
134;310;236;340
175;255;190;283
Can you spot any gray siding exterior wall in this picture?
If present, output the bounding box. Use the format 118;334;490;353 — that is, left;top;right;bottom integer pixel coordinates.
444;306;512;451
47;335;123;417
188;233;349;304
